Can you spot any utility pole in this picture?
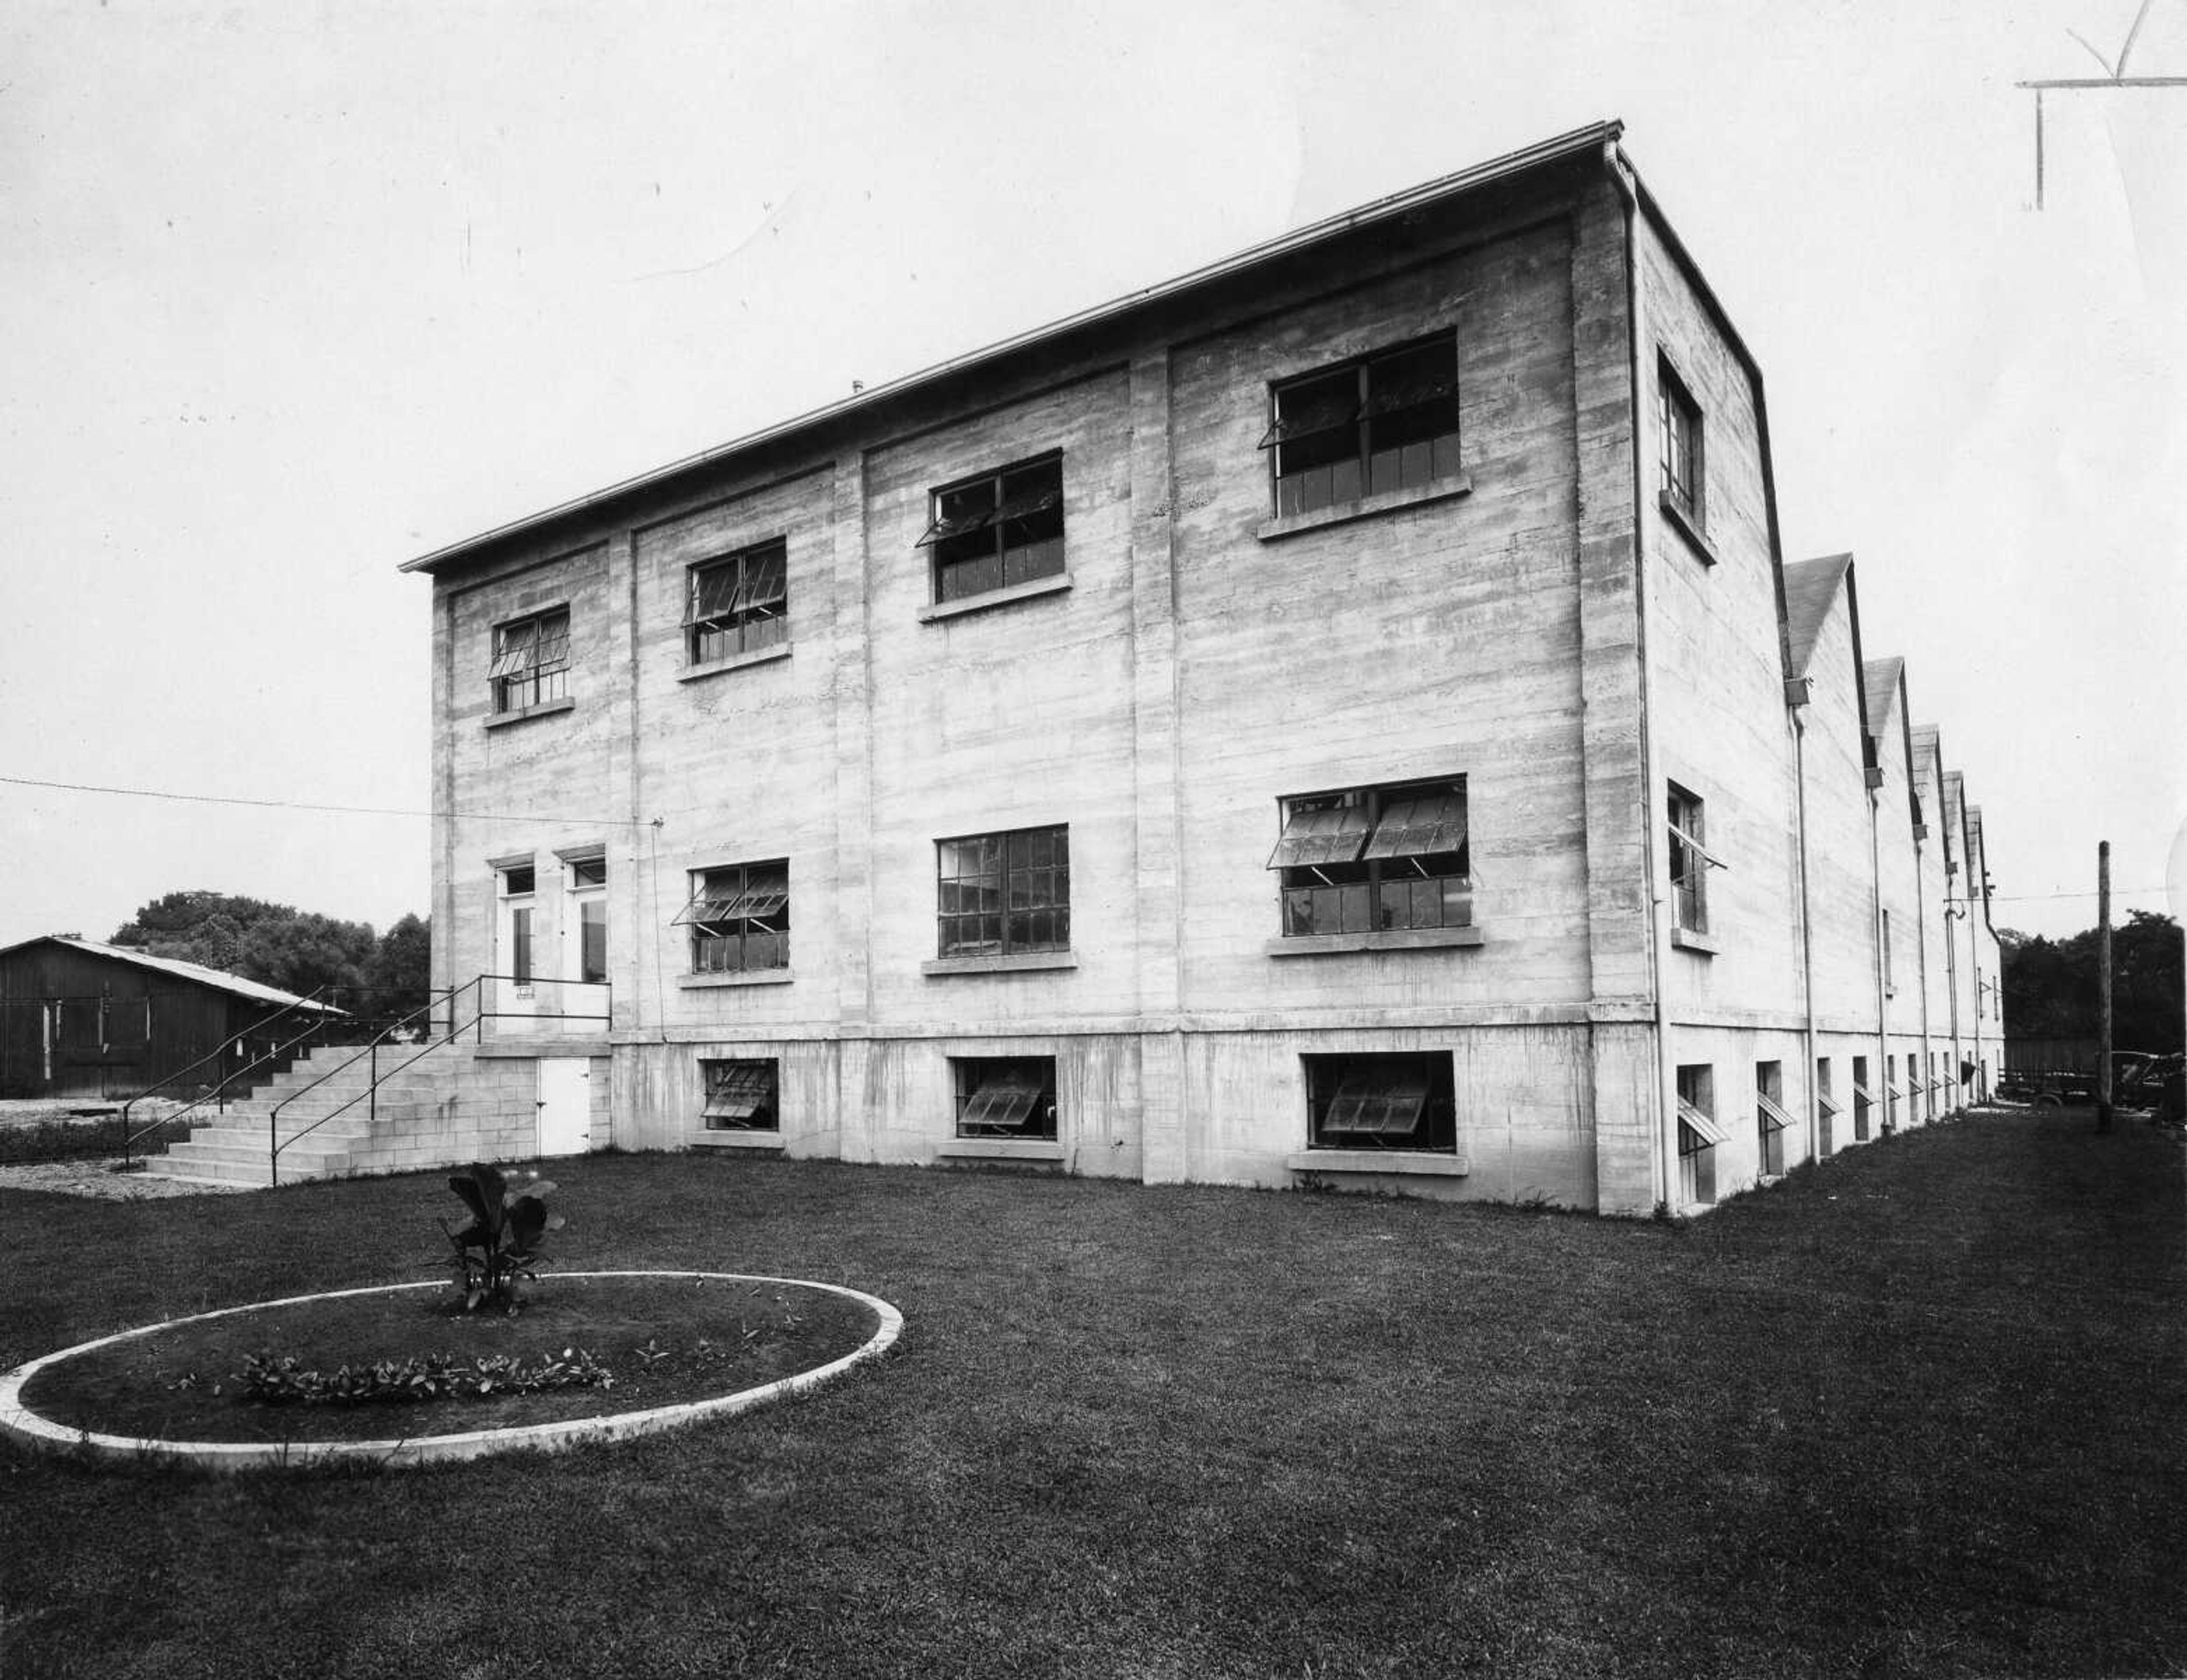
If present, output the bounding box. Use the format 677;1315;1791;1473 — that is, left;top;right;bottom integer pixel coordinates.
2096;841;2113;1134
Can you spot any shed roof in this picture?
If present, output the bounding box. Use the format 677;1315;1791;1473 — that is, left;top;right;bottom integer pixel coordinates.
1781;554;1851;678
0;936;343;1013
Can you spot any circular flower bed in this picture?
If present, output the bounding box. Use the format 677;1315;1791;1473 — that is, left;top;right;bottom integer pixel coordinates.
0;1271;900;1471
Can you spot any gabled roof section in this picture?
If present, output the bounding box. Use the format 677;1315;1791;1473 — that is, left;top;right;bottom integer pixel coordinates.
1782;554;1851;679
403;120;1627;576
0;936;343;1013
1863;657;1905;743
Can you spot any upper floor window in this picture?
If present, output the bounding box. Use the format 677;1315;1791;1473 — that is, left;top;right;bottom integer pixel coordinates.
1666;783;1715;936
673;859;789;974
1268;777;1469;938
936;825;1069;958
918;454;1064;605
686;539;788;665
490;608;570;714
1262;335;1460;517
1657;353;1704;528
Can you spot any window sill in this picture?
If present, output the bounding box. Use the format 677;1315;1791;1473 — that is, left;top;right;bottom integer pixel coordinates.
1265;926;1485;958
484;697;576;730
1658;491;1722;567
678;643;791;683
918;571;1072;623
691;1130;784;1150
1670;926;1721;956
920;951;1079;977
1285;1150;1470;1177
936;1137;1064;1162
677;970;794;989
1256;473;1473;542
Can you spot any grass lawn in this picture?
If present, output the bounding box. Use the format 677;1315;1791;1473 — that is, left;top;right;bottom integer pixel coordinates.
2;1109;2182;1679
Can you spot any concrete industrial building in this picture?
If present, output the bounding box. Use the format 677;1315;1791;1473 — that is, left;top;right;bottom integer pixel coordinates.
375;120;2003;1215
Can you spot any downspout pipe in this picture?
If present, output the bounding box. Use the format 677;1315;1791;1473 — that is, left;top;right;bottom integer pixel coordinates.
1603;140;1674;1213
1792;700;1819;1163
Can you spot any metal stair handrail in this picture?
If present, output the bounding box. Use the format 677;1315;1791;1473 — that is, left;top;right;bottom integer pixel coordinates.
118;985;338;1167
265;974;611;1183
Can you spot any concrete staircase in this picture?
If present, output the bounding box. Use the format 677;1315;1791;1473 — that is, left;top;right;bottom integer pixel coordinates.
143;1040;501;1187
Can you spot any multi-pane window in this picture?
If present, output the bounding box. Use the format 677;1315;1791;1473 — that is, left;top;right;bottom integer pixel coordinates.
918;454;1064;605
1262;335;1461;516
1676;1064;1723;1206
700;1058;779;1132
953;1056;1058;1140
1666;784;1714;935
674;861;790;974
500;865;535;988
1269;778;1469;938
686;539;788;664
1303;1052;1457;1153
568;856;607;986
490;608;571;713
1755;1060;1791;1177
1657;354;1703;525
936;826;1069;958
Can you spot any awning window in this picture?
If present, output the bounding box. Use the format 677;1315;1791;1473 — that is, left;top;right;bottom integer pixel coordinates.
672;875;788;927
1677;1099;1728;1152
1851;1081;1875;1105
1818;1090;1842;1116
961;1072;1043;1132
1362;792;1467;861
1324;1076;1428;1138
687;563;742;624
1756;1091;1795;1133
1668;821;1726;871
1256;374;1360;450
703;1062;773;1122
1267;803;1371;870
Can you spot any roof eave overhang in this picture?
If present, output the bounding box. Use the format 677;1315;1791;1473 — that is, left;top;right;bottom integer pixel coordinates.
402;118;1625;576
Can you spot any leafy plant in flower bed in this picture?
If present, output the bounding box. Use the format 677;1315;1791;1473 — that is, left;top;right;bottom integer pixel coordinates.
234;1346;614;1407
439;1163;564;1314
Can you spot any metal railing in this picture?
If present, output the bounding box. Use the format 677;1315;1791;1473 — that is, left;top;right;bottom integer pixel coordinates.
265;974;610;1184
118;987;338;1168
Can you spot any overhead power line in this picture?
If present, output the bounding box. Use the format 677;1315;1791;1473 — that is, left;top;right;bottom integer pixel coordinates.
0;773;654;830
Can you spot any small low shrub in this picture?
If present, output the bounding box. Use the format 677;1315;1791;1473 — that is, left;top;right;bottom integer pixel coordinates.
236;1347;614;1407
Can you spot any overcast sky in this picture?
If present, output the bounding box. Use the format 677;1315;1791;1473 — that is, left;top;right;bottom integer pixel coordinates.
3;0;2182;948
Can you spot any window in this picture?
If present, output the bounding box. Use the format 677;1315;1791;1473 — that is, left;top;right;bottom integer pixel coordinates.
1882;909;1894;993
1852;1056;1873;1142
1756;1060;1791;1177
1657;353;1703;527
686;538;788;664
918;454;1064;605
499;865;535;989
1262;335;1460;517
567;856;607;986
490;608;570;713
674;861;789;974
1907;1054;1922;1123
952;1056;1058;1140
1676;1064;1723;1206
1269;778;1469;937
700;1058;779;1132
1816;1058;1838;1154
1303;1052;1456;1153
1666;784;1717;935
936;826;1069;958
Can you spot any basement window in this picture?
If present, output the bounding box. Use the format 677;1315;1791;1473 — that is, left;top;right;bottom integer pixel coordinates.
490;607;571;714
700;1058;779;1131
686;538;788;665
675;861;790;974
1677;1064;1723;1206
1270;778;1470;937
952;1056;1058;1140
1262;335;1460;516
918;453;1064;606
1755;1060;1791;1177
1303;1052;1456;1153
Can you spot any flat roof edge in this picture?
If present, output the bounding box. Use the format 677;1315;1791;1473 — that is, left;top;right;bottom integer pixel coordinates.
402;118;1624;574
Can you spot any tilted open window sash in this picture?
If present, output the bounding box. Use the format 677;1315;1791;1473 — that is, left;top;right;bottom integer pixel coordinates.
1818;1089;1842;1116
673;876;788;928
1756;1091;1795;1133
703;1062;775;1122
1850;1080;1876;1106
1324;1076;1429;1138
1668;821;1725;872
1360;363;1458;418
961;1073;1043;1132
1677;1099;1728;1152
914;504;994;548
1362;793;1467;862
686;564;743;625
1256;388;1360;450
1266;804;1371;870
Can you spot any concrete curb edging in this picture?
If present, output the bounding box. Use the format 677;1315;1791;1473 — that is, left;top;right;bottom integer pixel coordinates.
0;1270;903;1473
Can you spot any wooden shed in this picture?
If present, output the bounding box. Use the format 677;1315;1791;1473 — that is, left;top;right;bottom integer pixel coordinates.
0;936;339;1101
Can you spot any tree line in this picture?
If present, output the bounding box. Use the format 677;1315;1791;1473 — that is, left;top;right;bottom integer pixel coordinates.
110;891;430;1022
2000;911;2183;1054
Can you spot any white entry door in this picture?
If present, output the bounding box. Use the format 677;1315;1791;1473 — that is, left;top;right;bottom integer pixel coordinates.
536;1058;592;1155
